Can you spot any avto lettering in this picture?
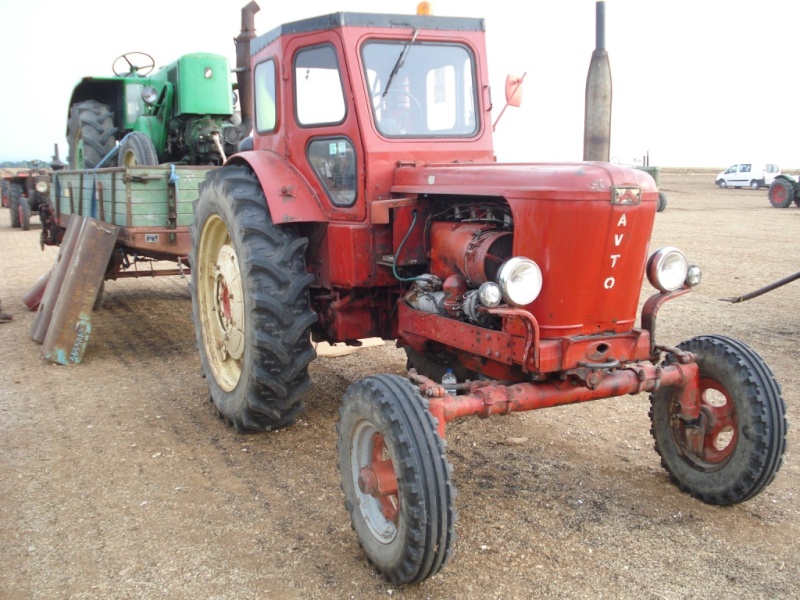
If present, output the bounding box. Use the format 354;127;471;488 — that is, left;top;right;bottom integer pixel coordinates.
604;213;627;290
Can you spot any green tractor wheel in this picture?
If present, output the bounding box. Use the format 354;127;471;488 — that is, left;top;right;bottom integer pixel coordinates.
118;132;158;167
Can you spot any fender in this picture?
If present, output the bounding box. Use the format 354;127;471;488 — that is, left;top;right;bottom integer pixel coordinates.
227;150;327;224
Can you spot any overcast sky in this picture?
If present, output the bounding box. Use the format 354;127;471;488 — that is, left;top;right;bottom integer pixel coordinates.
0;0;796;168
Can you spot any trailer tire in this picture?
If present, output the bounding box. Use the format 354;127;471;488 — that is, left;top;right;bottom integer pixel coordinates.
67;100;117;169
19;196;31;231
118;132;158;167
337;374;457;585
190;166;317;432
768;179;794;208
9;183;23;228
649;335;787;505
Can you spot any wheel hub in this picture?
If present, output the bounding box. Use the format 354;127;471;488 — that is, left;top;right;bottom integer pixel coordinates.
214;244;245;361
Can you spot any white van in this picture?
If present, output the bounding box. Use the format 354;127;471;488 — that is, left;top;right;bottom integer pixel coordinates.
715;163;781;189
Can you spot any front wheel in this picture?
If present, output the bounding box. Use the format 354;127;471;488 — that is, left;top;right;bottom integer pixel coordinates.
9;183;23;228
768;179;795;208
190;166;317;432
650;335;787;505
118;132;158;166
338;375;457;585
716;179;727;189
19;197;31;230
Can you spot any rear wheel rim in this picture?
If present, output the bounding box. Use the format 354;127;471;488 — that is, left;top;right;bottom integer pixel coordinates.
197;213;245;392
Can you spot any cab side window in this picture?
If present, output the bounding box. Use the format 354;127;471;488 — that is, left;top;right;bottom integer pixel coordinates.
254;60;277;133
308;138;356;207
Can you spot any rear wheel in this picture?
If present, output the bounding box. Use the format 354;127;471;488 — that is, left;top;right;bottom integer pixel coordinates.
337;374;457;585
749;179;760;190
768;179;794;208
118;132;158;166
649;335;787;505
190;166;317;432
67;100;117;169
9;183;23;228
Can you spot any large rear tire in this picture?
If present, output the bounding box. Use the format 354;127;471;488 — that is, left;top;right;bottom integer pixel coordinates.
67;100;117;169
9;183;23;228
768;179;794;208
337;374;457;585
118;132;158;167
649;335;787;505
190;166;317;432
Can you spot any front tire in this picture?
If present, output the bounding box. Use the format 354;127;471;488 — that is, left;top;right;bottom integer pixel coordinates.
67;100;117;169
190;166;317;432
118;132;158;166
650;335;787;505
338;375;457;585
19;197;31;230
716;179;727;189
9;183;23;228
768;179;794;208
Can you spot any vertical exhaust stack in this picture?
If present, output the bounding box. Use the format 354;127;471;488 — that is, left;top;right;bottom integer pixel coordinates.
583;1;612;162
235;1;261;139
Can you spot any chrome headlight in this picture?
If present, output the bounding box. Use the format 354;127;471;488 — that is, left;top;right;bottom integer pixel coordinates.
647;247;689;292
141;86;159;105
477;282;502;308
497;257;543;306
35;181;49;194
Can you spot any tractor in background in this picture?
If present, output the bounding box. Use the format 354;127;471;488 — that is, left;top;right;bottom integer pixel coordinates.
66;51;248;169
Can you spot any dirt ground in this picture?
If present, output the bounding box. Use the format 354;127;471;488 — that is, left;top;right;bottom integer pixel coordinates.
1;169;798;599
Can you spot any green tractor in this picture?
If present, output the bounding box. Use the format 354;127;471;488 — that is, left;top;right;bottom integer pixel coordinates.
66;51;247;169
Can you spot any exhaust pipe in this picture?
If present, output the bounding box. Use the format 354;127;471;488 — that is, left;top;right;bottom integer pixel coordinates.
235;1;261;139
583;1;612;161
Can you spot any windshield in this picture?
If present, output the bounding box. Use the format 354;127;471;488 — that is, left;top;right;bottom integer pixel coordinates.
362;41;478;138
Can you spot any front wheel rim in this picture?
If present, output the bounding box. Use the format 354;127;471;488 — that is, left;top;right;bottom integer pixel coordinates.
351;420;399;544
197;213;245;392
671;377;738;471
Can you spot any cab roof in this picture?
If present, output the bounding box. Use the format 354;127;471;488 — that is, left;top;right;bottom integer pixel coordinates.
251;12;485;55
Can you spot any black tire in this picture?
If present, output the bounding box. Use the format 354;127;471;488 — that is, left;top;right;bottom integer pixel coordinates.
9;183;23;228
657;191;667;213
0;180;8;208
768;179;794;208
19;196;31;231
337;374;457;585
649;335;787;505
67;100;117;169
118;132;158;167
190;166;317;432
716;179;727;189
749;179;760;190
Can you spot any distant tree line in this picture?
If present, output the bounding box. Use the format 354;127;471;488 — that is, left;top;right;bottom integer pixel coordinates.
1;160;47;168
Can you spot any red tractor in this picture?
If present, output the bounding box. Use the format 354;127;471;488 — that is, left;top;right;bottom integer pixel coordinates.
191;2;787;584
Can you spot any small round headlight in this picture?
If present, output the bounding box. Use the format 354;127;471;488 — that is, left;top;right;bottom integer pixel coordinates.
686;265;702;287
35;181;49;194
647;247;689;293
141;86;159;105
497;257;543;307
477;282;502;307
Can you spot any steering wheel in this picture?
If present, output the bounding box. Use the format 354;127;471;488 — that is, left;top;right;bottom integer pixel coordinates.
113;52;155;77
27;159;47;170
380;90;424;135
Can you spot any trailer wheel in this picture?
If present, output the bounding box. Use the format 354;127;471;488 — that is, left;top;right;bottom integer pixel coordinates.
768;179;794;208
19;197;31;231
649;335;787;505
9;183;23;228
118;132;158;166
337;374;457;585
190;166;317;432
67;100;117;169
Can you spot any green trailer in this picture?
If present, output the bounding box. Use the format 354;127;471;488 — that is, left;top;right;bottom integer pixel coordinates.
46;164;213;274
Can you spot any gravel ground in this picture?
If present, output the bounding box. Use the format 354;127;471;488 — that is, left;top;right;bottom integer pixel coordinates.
0;169;798;599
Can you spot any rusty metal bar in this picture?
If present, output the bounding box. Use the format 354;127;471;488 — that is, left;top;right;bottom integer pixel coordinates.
41;217;120;364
